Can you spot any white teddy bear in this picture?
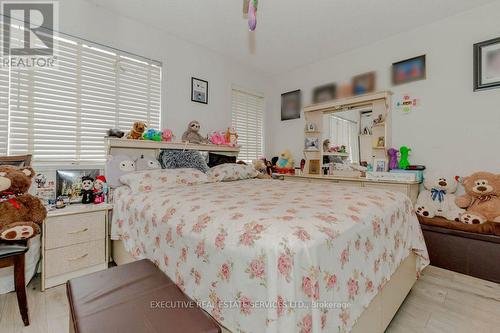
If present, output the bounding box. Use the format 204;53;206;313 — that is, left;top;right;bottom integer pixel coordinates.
416;173;464;221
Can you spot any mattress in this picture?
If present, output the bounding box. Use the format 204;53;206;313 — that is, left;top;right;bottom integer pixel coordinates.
111;178;429;333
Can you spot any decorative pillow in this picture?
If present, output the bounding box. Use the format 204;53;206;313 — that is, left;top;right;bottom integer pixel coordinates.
207;163;258;182
208;153;237;168
105;154;136;188
119;168;208;192
159;150;209;173
136;154;161;171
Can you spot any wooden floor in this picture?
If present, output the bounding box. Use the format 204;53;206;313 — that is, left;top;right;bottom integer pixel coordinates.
0;266;499;333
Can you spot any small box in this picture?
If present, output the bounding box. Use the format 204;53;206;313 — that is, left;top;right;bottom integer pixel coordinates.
390;169;423;182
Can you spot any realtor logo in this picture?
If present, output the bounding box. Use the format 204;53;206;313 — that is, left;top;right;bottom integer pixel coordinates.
1;1;58;68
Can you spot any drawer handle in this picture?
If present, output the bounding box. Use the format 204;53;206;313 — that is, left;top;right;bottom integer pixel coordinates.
68;228;88;235
68;253;88;261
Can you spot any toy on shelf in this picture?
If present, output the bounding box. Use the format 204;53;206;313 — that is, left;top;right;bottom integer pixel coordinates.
387;148;399;170
143;128;162;141
182;121;209;144
106;128;124;138
93;175;108;204
416;173;463;221
126;121;146;140
210;131;227;145
81;176;94;204
0;166;47;241
398;146;411;169
455;172;500;224
161;129;175;142
372;114;385;126
225;127;238;147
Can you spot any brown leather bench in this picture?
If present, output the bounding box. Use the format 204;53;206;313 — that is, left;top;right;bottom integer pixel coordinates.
66;259;221;333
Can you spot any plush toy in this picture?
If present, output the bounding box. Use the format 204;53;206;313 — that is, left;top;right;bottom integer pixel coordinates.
182;121;208;144
252;159;271;179
225;127;238;147
416;173;464;221
81;176;94;204
455;172;500;224
93;175;107;204
399;146;411;169
276;150;294;169
126;121;146;140
161;129;175;142
0;166;47;241
143;128;162;142
106;129;125;138
210;131;227;145
136;154;161;171
387;148;399;170
105;155;136;188
323;139;330;152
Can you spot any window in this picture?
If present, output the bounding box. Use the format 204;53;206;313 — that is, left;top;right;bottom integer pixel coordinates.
231;88;264;162
0;30;161;163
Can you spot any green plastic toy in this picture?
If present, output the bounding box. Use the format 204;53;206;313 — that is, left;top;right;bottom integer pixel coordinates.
399;146;411;169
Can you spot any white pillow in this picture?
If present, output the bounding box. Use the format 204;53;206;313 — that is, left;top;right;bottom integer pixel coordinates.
207;163;258;182
119;168;208;192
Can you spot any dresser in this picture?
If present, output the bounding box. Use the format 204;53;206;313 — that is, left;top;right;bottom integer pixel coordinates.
41;204;112;290
282;174;420;204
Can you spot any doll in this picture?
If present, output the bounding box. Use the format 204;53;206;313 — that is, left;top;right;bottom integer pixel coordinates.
93;175;108;204
81;176;94;204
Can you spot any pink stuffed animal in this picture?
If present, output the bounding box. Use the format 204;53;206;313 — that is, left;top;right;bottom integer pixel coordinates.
161;129;174;142
210;131;227;145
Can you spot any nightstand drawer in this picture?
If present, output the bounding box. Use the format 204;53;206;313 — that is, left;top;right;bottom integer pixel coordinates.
45;211;105;249
45;240;105;278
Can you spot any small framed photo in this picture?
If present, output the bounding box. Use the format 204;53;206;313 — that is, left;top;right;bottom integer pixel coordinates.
312;83;336;103
392;55;426;85
373;159;388;172
304;137;320;151
309;159;320;175
474;37;500;91
191;77;208;104
305;122;317;132
281;90;301;121
352;71;376;95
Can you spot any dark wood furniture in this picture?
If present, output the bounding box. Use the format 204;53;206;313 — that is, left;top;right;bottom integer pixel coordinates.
0;154;32;167
0;242;29;326
421;223;500;284
67;259;221;333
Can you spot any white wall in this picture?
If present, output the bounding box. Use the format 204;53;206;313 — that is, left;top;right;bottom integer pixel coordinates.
61;0;270;139
265;1;500;176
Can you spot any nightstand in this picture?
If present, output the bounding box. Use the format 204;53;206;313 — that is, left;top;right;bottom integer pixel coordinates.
41;203;112;291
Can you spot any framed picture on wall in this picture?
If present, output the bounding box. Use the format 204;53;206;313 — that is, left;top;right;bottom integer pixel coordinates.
352;71;376;95
281;90;301;120
392;55;426;85
191;77;208;104
312;83;336;103
474;37;500;91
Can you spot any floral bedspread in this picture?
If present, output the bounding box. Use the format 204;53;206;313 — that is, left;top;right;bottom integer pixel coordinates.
111;179;429;333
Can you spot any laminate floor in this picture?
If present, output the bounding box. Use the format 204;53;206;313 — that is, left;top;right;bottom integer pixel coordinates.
0;266;499;333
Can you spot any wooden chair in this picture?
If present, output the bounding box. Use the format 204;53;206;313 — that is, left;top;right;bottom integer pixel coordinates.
0;154;33;326
0;242;29;326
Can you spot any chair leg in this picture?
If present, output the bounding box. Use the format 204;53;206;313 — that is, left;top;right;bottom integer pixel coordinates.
14;254;29;326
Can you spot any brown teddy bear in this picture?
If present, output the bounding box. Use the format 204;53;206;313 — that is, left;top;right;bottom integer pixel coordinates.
126;121;146;140
455;172;500;224
0;166;47;241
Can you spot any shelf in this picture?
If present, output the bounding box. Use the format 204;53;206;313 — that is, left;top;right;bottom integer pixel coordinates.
106;138;240;153
304;91;392;113
304;131;321;134
323;152;349;157
372;146;386;150
303;149;320;153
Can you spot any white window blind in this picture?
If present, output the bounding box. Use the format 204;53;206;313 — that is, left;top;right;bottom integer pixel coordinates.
0;29;161;163
231;88;264;162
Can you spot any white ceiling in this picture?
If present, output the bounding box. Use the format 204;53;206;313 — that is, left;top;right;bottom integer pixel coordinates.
87;0;498;76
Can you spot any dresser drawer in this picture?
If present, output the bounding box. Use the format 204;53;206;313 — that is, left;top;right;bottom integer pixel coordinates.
45;211;105;249
45;240;105;278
